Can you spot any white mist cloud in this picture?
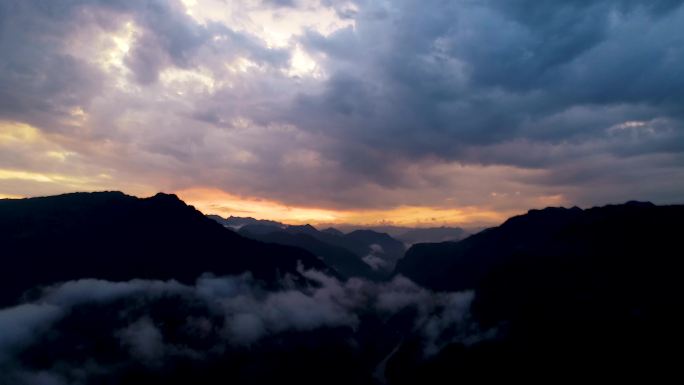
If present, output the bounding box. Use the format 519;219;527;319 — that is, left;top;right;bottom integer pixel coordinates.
0;268;496;384
0;304;63;363
117;317;165;365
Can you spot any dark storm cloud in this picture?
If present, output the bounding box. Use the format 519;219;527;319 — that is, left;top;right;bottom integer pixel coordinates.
295;0;684;163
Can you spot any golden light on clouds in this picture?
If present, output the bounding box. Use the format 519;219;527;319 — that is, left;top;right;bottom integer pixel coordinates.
0;121;151;197
0;193;23;199
176;187;342;223
0;121;41;143
0;166;124;193
332;206;512;228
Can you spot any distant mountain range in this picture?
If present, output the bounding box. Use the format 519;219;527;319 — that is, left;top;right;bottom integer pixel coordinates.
206;215;284;230
207;216;469;245
394;226;467;244
208;215;406;279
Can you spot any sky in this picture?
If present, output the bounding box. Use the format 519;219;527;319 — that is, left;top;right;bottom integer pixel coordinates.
1;0;683;227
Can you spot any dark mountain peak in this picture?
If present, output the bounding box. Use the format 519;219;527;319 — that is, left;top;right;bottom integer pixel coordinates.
346;229;389;239
623;200;656;208
150;192;182;201
508;201;661;230
209;215;285;229
85;190;129;198
287;224;320;235
146;192;192;210
228;215;255;220
348;229;376;235
500;205;585;231
321;227;345;236
523;201;656;216
525;205;578;216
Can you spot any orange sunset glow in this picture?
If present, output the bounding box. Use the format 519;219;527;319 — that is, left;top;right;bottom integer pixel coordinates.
176;187;515;227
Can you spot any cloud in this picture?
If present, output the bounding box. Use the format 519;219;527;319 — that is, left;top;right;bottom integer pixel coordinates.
362;254;389;271
0;304;63;362
1;0;684;221
0;269;488;384
117;317;165;365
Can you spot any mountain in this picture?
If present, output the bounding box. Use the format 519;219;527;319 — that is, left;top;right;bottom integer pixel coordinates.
210;215;407;277
206;215;284;230
238;224;406;278
235;230;383;280
390;201;684;381
321;227;345;236
396;201;682;292
343;230;406;272
316;224;472;245
237;223;285;235
395;226;467;245
0;192;329;306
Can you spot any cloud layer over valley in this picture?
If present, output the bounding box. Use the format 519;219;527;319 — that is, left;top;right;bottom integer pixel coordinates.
0;268;484;385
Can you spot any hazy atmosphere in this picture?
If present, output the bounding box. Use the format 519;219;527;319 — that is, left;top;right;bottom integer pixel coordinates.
2;0;683;226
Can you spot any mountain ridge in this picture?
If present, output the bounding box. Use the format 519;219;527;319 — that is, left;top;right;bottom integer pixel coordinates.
395;200;682;291
0;191;330;306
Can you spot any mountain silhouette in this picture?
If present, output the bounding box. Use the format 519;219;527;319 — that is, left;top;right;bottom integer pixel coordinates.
0;192;329;306
396;201;682;292
391;201;684;381
395;226;467;245
237;229;383;280
211;216;407;277
321;227;345;236
207;215;284;230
